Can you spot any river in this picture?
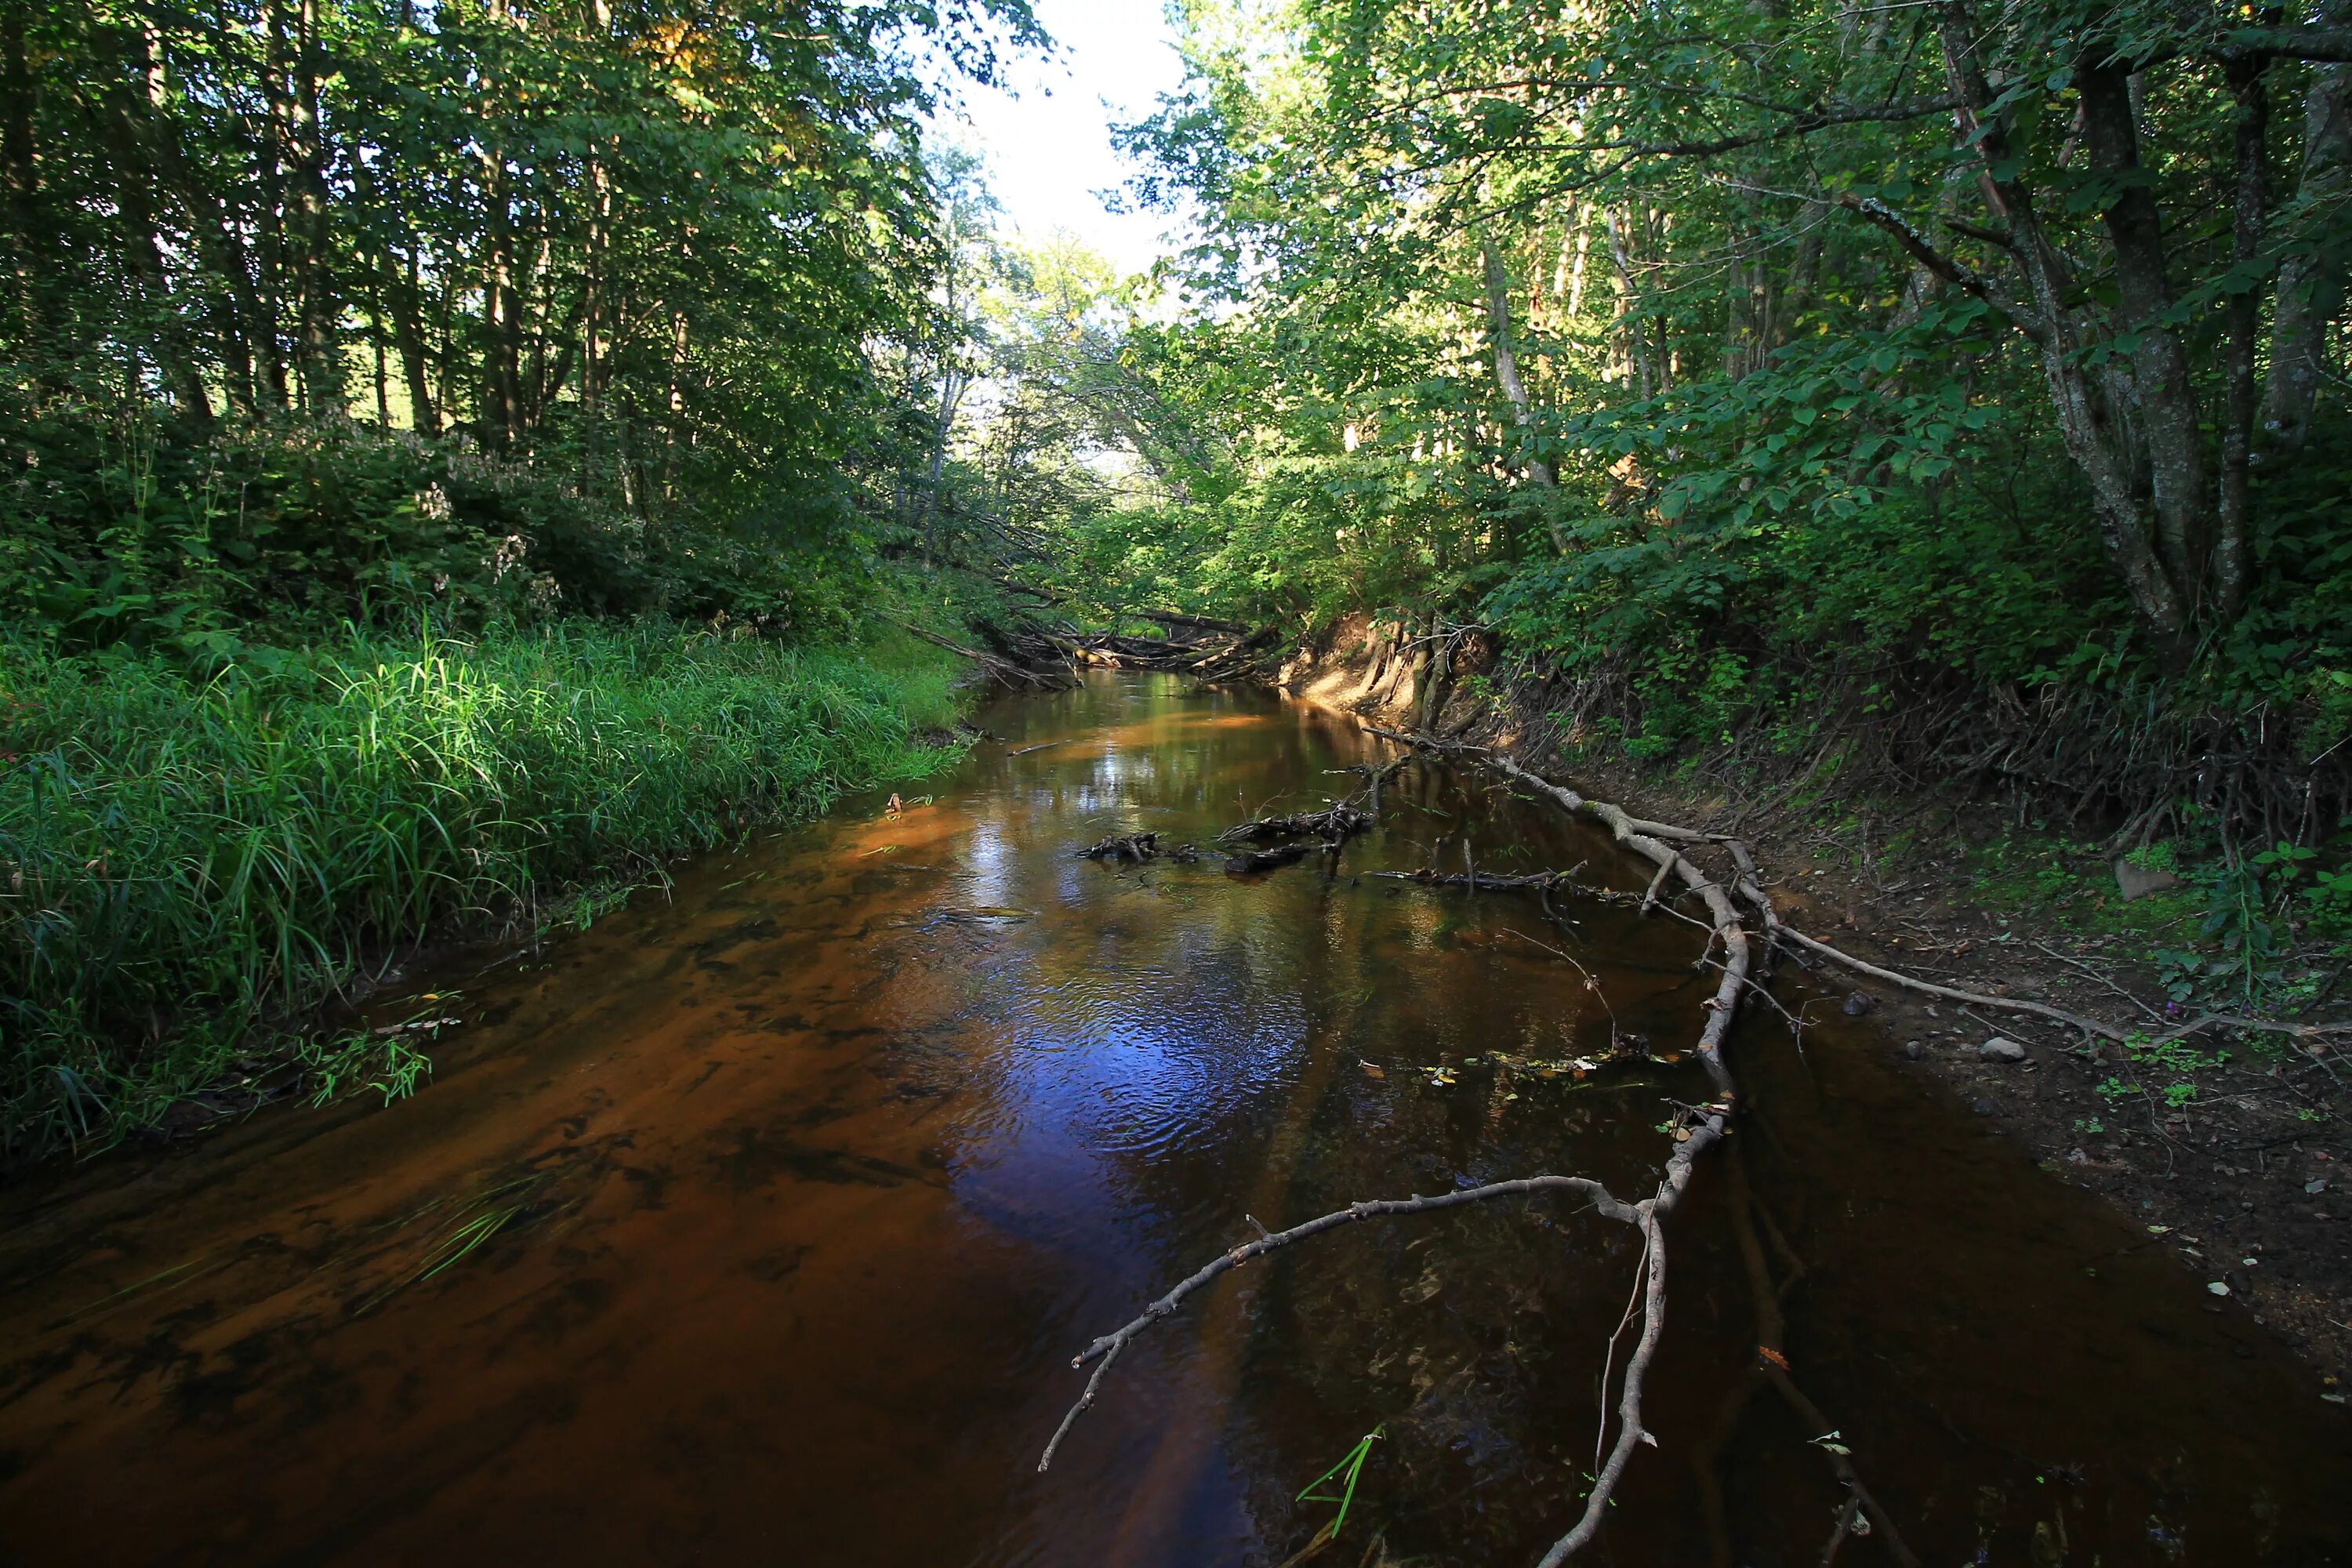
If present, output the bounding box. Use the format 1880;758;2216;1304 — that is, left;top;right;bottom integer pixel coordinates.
1;673;2345;1566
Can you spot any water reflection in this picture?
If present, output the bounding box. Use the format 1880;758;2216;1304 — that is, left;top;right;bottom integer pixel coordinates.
0;674;2344;1566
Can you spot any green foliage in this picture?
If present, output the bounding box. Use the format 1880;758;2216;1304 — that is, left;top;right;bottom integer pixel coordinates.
1295;1425;1384;1541
1;412;877;653
0;618;964;1159
1036;0;2352;855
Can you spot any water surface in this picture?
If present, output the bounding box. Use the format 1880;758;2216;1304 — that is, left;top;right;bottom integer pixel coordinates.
2;675;2346;1566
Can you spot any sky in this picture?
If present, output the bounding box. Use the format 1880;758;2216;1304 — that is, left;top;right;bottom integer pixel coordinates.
941;0;1194;275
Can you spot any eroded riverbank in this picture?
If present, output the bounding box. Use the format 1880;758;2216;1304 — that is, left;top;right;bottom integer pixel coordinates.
2;674;2346;1566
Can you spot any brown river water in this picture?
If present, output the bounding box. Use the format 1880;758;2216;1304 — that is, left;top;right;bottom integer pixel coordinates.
2;673;2347;1566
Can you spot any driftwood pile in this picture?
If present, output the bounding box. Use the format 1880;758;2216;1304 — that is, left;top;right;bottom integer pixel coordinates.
890;608;1283;690
884;617;1076;690
1214;800;1374;874
1058;612;1279;681
1076;831;1203;865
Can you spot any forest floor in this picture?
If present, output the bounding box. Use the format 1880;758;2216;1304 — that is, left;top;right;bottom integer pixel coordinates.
1279;622;2352;1397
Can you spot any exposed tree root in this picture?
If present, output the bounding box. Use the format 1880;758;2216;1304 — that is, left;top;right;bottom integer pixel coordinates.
1490;648;2352;856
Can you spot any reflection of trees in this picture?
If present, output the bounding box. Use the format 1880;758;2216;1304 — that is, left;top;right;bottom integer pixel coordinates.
977;681;1726;1562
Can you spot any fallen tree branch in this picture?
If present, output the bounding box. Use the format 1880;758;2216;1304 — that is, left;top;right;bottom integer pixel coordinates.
1371;869;1576;891
1777;925;2352;1048
1226;839;1340;875
882;615;1074;690
1722;1145;1922;1568
1037;1116;1726;1486
1364;728;1744;1098
1077;831;1200;864
1036;720;1967;1563
1218;803;1374;846
1776;925;2132;1041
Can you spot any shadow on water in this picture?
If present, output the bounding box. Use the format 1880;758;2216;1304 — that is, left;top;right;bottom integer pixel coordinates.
0;673;2346;1566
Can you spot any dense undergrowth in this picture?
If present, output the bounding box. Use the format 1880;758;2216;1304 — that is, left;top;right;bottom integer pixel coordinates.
0;618;966;1163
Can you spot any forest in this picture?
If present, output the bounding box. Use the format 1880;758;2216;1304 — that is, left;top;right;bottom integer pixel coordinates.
5;0;2350;1160
2;0;2351;1559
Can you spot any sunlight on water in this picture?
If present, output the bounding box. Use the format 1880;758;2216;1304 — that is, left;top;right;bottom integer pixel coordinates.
0;674;2345;1566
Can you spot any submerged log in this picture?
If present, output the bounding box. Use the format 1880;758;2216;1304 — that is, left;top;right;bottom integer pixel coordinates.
1078;830;1160;862
1222;839;1339;875
1076;830;1205;865
1215;802;1372;847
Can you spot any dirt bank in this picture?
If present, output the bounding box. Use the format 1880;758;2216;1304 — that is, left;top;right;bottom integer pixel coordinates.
1279;615;2352;1394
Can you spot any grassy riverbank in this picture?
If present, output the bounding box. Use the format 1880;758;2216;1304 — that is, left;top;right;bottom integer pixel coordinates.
1;619;967;1161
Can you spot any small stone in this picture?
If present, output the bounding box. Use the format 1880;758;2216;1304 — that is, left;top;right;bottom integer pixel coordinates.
2307;1178;2328;1196
1902;1040;1925;1060
2207;1280;2230;1297
2114;858;2183;901
1972;1098;1997;1116
1979;1037;2028;1063
1842;989;1878;1017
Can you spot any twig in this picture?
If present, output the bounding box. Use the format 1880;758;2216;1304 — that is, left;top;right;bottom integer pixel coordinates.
1368;728;1749;1099
1777;926;2127;1041
2028;939;2165;1020
1781;925;2352;1050
1594;1246;1651;1473
1040;1171;1646;1473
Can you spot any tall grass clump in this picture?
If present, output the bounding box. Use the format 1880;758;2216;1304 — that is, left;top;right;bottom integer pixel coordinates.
0;618;964;1160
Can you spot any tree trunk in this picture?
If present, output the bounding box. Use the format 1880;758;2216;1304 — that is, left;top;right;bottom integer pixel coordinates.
481;151;521;448
2215;57;2270;622
1770;201;1828;349
107;25;214;430
2079;61;2211;612
1933;8;2187;636
1606;209;1656;397
287;0;341;414
382;245;435;435
1480;237;1563;549
254;0;292;410
2;0;44;363
2263;60;2352;449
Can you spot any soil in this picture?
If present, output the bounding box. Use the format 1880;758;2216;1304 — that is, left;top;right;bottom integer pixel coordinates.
1277;612;2352;1399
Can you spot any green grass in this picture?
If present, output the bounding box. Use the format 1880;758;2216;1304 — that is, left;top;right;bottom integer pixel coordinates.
0;617;966;1160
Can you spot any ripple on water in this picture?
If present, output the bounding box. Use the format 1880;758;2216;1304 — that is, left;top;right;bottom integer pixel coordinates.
0;673;2347;1568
